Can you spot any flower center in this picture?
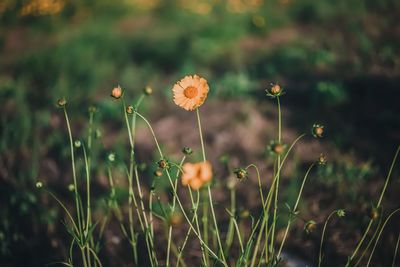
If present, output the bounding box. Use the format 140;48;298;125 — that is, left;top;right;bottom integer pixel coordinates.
184;86;198;99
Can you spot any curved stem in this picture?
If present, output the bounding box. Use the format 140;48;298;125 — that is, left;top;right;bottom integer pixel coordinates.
196;108;227;264
319;210;338;267
246;164;265;206
348;145;400;264
134;110;223;264
63;107;84;239
270;96;282;255
366;208;400;267
392;232;400;267
277;163;315;258
166;156;186;267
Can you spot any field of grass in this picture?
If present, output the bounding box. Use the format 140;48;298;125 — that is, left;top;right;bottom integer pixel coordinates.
1;0;400;266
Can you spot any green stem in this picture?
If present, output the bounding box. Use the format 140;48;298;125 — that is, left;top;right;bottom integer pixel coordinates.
318;210;338;267
366;208;400;267
196;108;226;265
270;96;282;256
392;232;400;267
189;187;208;265
63;107;84;238
277;163;315;258
134;110;223;264
348;145;400;264
166;156;186;267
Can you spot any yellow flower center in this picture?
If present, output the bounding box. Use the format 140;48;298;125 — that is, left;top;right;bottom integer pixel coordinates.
184;86;198;99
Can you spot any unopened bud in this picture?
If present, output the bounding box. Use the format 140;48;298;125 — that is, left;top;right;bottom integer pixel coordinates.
312;124;325;138
157;159;169;169
234;168;248;180
182;147;193;155
143;86;153;96
304;220;317;234
57;98;67;107
111;86;123;99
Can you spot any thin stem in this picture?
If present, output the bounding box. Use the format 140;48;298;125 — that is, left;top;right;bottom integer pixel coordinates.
134;110;223;263
196;108;226;264
270;96;282;256
246;164;265;206
188;188;208;265
63;107;84;237
277;163;315;257
354;217;383;267
366;208;400;267
319;210;338;267
348;145;400;264
166;156;186;267
392;232;400;267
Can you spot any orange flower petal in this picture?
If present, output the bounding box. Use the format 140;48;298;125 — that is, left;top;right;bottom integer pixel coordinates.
172;75;209;111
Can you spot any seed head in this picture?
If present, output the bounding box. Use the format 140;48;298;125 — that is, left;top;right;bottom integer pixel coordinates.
57;98;67;107
143;86;153;96
312;124;325;138
111;86;123;99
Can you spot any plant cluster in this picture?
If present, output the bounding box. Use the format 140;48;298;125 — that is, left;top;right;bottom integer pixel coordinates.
38;75;400;267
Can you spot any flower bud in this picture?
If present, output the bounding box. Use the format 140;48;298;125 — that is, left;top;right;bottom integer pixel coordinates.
57;98;67;107
240;210;250;219
108;153;115;162
126;105;134;114
266;83;284;98
234;168;248;180
318;153;327;165
304;220;317;234
267;140;286;156
143;86;153;96
74;140;81;148
157;159;169;169
336;209;345;217
312;124;324;138
169;212;183;226
88;106;97;114
369;207;380;220
111;86;123;99
182;147;193;155
68;184;75;192
35;181;43;188
154;170;163;177
95;129;102;139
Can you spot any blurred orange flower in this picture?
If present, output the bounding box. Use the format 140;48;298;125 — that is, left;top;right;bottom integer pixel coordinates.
172;75;209;111
181;161;212;190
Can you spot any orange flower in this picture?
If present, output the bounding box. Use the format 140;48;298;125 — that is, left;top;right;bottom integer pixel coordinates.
172;75;209;111
181;161;213;190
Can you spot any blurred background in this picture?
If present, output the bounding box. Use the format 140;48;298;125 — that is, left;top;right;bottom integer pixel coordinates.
1;0;400;266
